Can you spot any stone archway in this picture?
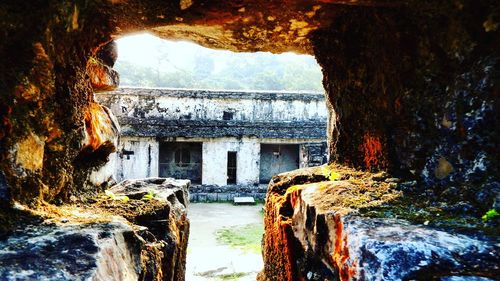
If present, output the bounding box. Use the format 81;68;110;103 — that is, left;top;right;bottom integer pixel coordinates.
0;1;498;280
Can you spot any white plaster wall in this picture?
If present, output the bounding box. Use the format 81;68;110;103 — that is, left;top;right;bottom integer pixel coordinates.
101;92;328;123
114;136;159;181
111;135;324;185
89;152;117;186
202;137;260;186
299;144;308;169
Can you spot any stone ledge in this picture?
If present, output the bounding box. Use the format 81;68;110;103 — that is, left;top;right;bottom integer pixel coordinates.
189;184;267;202
260;164;500;281
0;220;140;281
0;178;190;281
190;192;266;203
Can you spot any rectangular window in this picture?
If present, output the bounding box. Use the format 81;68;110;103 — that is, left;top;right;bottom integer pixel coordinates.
223;111;234;120
227;151;237;184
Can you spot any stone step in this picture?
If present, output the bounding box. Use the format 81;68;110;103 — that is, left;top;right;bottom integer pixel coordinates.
233;196;255;205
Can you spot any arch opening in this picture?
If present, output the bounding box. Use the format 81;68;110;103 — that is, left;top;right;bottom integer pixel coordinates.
0;1;498;280
96;33;329;280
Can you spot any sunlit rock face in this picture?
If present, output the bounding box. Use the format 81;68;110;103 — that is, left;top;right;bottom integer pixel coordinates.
0;178;189;281
95;178;190;281
0;221;140;281
0;2;121;205
87;62;119;92
88;41;120;92
260;166;500;281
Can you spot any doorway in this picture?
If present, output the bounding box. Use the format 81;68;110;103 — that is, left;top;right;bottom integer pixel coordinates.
159;142;203;183
227;151;237;184
259;144;299;183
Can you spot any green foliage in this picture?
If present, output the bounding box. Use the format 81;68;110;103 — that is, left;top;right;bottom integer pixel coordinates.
482;209;499;222
321;166;341;181
104;190;129;203
142;190;156;201
215;223;263;253
114;39;324;91
105;190;115;199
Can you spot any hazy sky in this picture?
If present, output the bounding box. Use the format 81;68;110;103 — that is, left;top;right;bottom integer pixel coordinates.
114;33;323;91
115;33;319;72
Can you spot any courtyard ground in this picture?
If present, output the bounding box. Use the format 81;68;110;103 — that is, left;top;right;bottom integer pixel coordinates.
186;203;264;281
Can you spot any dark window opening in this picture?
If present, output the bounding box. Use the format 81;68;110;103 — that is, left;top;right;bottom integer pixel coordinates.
227;151;237;184
223;111;234;120
159;142;202;183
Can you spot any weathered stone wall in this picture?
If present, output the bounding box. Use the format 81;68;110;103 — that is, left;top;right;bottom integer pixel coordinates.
114;136;325;185
189;184;268;202
96;89;328;139
100;88;328;185
115;136;159;182
202;137;261;186
97;88;327;122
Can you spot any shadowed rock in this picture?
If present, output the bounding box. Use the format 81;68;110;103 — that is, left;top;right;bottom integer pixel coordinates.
0;221;140;281
0;178;190;281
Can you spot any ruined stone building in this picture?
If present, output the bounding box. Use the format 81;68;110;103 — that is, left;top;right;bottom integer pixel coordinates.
96;88;328;186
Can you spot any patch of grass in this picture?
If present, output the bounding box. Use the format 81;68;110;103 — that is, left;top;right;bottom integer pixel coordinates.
218;272;248;280
194;271;249;281
142;190;156;201
215;223;263;253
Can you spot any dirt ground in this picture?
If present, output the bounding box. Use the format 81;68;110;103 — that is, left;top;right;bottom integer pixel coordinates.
186;203;264;281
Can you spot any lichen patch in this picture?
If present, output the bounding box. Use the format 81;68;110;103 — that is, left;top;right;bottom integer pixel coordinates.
15;132;46;171
289;19;309;30
434;157;454;179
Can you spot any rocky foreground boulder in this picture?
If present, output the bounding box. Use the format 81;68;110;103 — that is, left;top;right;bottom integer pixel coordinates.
260;165;499;281
0;178;189;281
